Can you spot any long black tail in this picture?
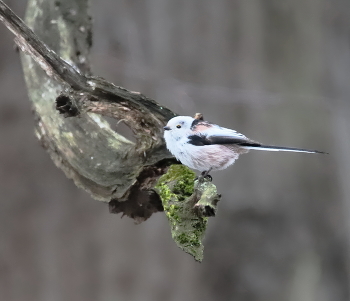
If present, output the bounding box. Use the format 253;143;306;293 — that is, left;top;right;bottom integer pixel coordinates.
240;143;327;154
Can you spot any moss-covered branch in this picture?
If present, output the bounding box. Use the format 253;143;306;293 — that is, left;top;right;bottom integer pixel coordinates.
155;165;221;261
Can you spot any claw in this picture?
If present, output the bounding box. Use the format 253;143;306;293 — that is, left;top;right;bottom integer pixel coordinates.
204;174;212;181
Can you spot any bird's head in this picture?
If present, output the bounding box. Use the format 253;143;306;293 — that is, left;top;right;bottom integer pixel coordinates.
163;116;195;142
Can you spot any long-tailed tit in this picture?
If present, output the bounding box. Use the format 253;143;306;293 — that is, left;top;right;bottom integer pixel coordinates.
163;115;326;176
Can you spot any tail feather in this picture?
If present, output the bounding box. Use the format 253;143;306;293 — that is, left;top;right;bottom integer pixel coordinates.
240;143;327;154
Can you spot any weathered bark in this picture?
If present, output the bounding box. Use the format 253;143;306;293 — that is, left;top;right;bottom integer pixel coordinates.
0;0;177;221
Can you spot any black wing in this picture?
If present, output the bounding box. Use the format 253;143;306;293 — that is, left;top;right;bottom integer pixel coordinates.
188;134;260;147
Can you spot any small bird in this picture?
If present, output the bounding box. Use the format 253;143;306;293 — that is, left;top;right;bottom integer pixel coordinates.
163;114;326;177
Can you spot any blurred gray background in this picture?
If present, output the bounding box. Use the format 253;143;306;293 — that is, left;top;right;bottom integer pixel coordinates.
0;0;349;300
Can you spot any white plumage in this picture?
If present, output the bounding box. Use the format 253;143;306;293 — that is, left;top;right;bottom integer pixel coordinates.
163;115;325;174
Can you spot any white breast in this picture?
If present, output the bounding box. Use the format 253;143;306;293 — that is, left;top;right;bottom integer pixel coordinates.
165;136;239;172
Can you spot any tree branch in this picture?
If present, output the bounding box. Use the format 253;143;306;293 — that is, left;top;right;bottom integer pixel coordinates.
0;0;177;220
0;0;221;259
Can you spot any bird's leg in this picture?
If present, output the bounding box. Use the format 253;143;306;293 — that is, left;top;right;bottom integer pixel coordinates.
200;168;212;181
201;168;212;178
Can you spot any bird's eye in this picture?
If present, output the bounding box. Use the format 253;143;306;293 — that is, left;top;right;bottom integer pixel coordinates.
176;124;181;128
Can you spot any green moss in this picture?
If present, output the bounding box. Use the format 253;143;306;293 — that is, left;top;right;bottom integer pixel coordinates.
154;164;208;262
156;164;195;193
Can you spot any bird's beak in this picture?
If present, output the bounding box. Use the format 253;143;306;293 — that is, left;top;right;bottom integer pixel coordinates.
163;126;171;131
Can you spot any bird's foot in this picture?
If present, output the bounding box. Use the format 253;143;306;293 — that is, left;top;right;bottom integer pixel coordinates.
197;169;212;182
